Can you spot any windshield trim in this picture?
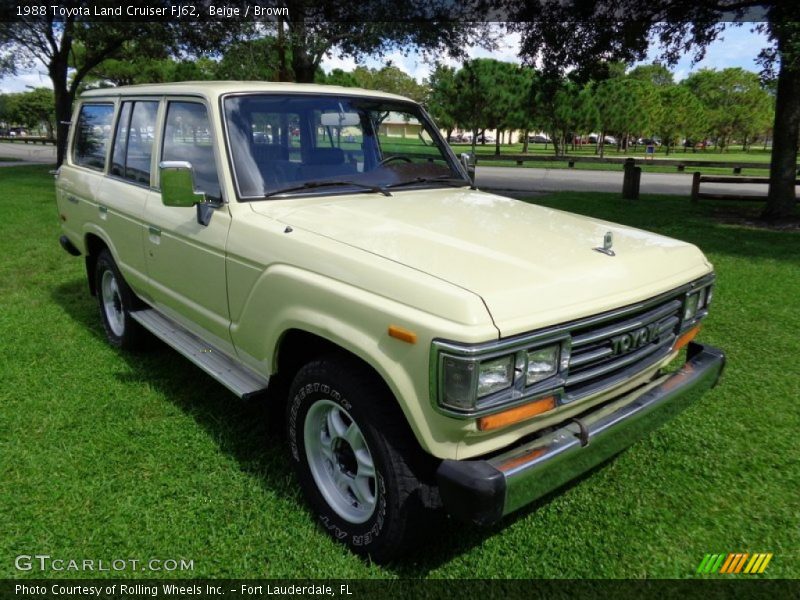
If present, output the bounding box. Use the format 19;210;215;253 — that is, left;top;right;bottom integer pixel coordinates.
219;91;469;202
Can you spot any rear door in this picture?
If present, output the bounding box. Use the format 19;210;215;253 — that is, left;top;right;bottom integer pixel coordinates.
143;98;233;351
98;98;160;293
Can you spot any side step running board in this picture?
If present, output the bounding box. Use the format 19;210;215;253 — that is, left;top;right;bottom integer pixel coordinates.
131;309;270;399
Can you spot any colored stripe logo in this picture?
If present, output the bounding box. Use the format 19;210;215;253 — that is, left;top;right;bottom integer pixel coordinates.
696;553;773;574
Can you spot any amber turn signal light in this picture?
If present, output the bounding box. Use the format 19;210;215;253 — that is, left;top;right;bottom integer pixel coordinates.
388;325;417;344
477;395;556;432
674;325;701;352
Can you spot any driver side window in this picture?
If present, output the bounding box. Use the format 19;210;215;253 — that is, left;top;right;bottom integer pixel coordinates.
162;102;221;199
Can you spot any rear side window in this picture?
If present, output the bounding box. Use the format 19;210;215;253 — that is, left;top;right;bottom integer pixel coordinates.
73;104;114;170
162;102;221;199
110;100;159;185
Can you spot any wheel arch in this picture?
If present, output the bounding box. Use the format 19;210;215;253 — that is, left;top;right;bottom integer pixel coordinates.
83;232;111;296
273;327;429;456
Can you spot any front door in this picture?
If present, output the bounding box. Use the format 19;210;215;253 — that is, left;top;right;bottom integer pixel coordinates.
143;99;232;351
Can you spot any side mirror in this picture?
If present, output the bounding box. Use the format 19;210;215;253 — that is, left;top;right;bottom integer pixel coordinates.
159;161;215;226
460;152;475;184
160;161;205;208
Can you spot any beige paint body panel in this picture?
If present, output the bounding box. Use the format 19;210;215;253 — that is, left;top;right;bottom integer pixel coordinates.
58;82;714;461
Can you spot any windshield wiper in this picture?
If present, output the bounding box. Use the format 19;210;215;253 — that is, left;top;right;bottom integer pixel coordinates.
262;180;391;199
384;176;470;190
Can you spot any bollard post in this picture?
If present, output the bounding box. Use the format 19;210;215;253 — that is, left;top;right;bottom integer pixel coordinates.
691;171;701;202
622;158;640;199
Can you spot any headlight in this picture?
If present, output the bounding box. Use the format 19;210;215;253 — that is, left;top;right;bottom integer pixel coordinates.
684;284;713;321
435;339;567;415
478;355;514;397
526;345;559;385
441;357;478;411
684;292;700;320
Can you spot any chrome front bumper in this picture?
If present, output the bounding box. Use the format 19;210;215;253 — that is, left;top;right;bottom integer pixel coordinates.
436;342;726;525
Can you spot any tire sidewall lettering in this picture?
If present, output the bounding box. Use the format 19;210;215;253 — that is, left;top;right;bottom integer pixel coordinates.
288;377;388;547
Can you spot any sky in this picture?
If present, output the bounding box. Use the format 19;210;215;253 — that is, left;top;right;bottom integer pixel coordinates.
0;24;770;93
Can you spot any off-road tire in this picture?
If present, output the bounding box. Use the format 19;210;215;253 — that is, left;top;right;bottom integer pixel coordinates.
286;355;434;562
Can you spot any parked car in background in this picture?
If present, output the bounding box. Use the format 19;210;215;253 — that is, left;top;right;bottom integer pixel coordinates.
528;133;551;143
587;133;616;145
637;138;662;147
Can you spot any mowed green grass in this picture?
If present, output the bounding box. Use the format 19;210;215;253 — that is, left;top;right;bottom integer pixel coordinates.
1;165;798;579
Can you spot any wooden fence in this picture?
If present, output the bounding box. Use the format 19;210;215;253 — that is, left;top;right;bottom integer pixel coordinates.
690;172;800;202
0;136;56;145
471;153;775;175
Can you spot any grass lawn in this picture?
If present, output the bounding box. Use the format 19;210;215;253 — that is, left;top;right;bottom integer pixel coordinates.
1;165;798;579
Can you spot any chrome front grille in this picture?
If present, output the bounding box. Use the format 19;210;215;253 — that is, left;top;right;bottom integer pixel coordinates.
564;296;684;401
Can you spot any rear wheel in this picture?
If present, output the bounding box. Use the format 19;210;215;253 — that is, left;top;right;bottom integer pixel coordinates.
94;249;146;350
286;356;433;562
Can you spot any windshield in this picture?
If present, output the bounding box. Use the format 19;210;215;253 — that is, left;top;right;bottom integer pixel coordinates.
222;93;467;199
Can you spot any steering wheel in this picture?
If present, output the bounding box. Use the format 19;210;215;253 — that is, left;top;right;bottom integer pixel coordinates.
378;155;413;166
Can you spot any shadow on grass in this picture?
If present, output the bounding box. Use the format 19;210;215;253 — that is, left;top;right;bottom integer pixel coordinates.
51;277;618;574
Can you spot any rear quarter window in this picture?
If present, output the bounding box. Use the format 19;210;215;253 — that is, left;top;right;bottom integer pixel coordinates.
73;103;114;171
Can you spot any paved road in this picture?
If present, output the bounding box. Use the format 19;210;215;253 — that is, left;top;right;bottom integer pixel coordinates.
0;142;780;199
0;141;56;164
476;165;775;198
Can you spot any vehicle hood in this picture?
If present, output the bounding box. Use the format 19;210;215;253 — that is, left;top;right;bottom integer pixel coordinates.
251;188;712;336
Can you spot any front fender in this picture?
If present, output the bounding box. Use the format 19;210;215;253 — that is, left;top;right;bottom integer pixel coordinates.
229;263;498;459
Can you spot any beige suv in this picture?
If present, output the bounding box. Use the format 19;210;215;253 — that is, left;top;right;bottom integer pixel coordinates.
56;82;725;561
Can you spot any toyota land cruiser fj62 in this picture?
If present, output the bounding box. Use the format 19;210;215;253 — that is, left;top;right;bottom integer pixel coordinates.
55;82;725;561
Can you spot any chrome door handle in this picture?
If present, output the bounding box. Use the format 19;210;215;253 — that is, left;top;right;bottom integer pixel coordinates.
98;205;108;219
148;225;161;236
66;195;78;204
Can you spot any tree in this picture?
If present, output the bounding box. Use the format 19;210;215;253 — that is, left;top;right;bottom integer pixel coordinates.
628;63;675;87
510;3;800;220
85;55;218;88
214;37;284;81
451;60;485;154
0;12;234;165
449;59;523;154
533;73;583;156
424;64;459;140
255;8;493;85
8;88;56;137
318;68;359;88
349;65;426;102
0;18;163;164
657;84;707;154
504;67;538;152
684;68;772;151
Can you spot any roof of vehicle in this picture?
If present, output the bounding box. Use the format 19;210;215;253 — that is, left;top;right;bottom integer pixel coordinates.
80;81;414;103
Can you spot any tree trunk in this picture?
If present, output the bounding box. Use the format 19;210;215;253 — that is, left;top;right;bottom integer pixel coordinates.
495;130;500;156
599;129;605;158
522;128;529;153
276;18;290;82
763;54;800;220
50;49;72;166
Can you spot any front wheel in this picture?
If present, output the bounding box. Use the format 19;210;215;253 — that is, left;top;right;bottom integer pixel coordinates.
286;356;432;562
